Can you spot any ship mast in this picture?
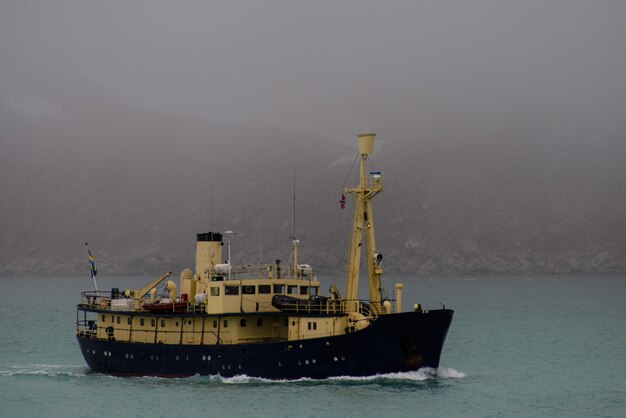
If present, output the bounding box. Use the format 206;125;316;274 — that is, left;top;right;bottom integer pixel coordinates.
344;133;383;313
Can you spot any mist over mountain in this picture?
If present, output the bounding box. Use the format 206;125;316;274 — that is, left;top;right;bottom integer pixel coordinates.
1;74;624;276
1;1;625;277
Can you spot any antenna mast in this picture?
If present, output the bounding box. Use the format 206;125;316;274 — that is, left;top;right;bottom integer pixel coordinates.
344;133;383;313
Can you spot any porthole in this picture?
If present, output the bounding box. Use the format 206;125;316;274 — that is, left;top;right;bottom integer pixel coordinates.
125;353;129;359
341;356;346;361
150;355;154;360
156;356;159;360
278;361;282;367
298;360;302;366
238;365;242;370
333;356;338;362
228;364;231;370
130;354;134;359
176;355;179;361
222;365;226;370
202;355;206;361
207;355;211;361
312;359;316;364
305;360;309;365
186;355;189;361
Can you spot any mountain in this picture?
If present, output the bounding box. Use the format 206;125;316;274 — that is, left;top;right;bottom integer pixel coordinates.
1;75;625;277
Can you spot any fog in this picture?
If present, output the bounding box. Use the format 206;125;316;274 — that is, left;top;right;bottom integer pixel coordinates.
1;1;625;276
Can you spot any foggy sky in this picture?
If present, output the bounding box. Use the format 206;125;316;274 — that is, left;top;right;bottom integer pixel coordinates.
1;1;625;275
2;1;625;138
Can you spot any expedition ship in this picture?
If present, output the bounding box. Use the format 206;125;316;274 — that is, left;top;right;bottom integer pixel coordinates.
76;133;453;379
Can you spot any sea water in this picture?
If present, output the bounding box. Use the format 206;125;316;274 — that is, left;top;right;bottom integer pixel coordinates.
0;275;624;418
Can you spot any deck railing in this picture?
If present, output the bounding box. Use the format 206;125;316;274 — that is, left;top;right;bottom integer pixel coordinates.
79;291;390;317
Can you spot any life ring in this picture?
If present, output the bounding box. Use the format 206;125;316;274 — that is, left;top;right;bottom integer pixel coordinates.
101;299;109;309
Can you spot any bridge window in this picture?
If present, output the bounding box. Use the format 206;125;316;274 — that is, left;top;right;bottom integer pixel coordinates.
311;287;319;296
273;284;284;294
242;285;256;295
225;286;239;295
240;318;247;327
210;287;220;296
287;285;297;295
258;285;271;294
300;286;309;295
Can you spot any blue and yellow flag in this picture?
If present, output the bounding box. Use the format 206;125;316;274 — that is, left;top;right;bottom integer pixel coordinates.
85;243;97;278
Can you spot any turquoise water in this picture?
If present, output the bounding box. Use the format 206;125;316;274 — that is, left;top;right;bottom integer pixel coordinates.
1;275;624;417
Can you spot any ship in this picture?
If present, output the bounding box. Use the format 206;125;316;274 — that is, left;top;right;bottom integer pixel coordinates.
76;133;454;379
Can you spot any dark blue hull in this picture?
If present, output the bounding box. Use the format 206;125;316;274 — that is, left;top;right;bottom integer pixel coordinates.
77;309;453;379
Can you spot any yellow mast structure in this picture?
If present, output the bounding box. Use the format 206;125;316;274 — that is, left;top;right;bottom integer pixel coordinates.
344;133;383;313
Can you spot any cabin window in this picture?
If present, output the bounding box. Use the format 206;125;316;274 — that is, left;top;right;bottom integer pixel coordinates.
210;287;220;296
225;286;239;295
140;318;145;326
117;316;120;324
258;285;271;294
240;318;247;327
273;284;284;294
175;321;179;326
300;286;309;295
242;285;256;295
223;320;228;328
127;317;131;325
160;320;165;327
151;319;155;327
308;322;312;330
257;318;263;327
101;315;105;322
287;285;298;295
313;322;317;330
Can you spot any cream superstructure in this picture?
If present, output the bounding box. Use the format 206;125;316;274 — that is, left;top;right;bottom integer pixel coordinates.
77;132;406;350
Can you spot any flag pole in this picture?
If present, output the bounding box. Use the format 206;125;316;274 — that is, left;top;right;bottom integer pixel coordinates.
85;242;98;292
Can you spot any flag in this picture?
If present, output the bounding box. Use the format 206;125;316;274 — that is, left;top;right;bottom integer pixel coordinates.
86;243;97;278
340;194;346;209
